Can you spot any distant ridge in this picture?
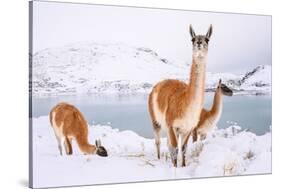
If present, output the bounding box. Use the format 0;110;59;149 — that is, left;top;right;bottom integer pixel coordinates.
32;42;271;95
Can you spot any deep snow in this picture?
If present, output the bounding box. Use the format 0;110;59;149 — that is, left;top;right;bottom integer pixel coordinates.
31;116;271;188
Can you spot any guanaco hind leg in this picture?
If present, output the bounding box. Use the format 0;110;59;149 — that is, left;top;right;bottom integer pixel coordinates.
54;135;63;156
51;111;64;156
153;122;161;159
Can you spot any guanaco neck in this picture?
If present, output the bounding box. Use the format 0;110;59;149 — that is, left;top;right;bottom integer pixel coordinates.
75;122;97;154
76;138;97;154
209;89;223;122
188;56;207;107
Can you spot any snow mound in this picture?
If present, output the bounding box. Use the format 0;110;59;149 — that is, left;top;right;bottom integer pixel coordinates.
32;116;271;188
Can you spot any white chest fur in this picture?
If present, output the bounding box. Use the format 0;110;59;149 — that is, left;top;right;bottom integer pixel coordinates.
173;102;202;133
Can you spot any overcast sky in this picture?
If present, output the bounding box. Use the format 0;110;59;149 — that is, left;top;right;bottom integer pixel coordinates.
32;1;271;73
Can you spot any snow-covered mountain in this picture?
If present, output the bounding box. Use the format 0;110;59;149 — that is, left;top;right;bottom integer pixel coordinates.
31;42;271;95
239;65;271;93
206;65;271;95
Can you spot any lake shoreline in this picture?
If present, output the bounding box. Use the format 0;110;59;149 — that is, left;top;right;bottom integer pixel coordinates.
31;89;271;98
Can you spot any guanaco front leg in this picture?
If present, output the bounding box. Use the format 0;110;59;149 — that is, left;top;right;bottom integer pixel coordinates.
64;137;73;155
167;127;178;167
181;132;192;167
200;133;207;141
192;128;198;143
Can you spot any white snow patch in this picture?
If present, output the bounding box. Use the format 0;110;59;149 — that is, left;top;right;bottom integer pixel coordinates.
31;116;271;188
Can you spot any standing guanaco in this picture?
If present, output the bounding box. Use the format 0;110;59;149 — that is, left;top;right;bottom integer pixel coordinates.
148;25;213;167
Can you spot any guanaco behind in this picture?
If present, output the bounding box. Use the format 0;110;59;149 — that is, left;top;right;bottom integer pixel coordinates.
193;79;233;142
49;102;108;156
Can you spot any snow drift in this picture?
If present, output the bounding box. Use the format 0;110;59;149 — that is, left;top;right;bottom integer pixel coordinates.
32;116;271;188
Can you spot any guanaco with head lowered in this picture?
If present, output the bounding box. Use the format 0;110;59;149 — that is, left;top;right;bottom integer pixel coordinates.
148;25;213;167
49;102;108;156
193;79;233;142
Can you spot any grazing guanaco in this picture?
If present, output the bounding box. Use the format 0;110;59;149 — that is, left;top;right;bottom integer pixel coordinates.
193;79;233;142
49;102;108;156
148;25;213;167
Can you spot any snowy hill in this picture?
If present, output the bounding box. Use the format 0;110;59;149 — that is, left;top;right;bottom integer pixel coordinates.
239;65;271;93
205;65;272;95
31;42;271;95
32;42;188;95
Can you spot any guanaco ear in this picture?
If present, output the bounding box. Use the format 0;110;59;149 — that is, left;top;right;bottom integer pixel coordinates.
189;25;196;39
218;79;222;88
206;24;213;39
96;139;102;147
95;140;99;147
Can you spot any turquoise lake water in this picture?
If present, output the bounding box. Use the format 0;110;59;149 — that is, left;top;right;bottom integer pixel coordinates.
32;93;272;138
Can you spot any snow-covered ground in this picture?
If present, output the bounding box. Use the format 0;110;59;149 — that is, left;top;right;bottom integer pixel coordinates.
31;42;271;96
32;116;271;188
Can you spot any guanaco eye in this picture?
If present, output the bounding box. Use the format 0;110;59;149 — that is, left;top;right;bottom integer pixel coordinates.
205;38;209;43
191;38;195;43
